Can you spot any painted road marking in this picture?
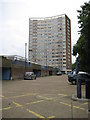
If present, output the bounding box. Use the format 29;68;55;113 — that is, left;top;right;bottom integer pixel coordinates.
26;100;45;105
0;107;12;111
1;93;86;113
60;101;85;111
27;109;55;119
58;93;68;96
48;116;55;118
73;105;85;110
84;102;88;105
38;95;86;111
13;101;55;119
12;100;45;108
0;95;4;98
38;95;54;100
27;109;45;118
41;116;55;120
1;100;86;112
78;102;88;109
60;101;71;107
13;102;23;107
3;93;37;99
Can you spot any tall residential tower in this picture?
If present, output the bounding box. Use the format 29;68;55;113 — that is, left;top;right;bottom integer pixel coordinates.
28;14;72;72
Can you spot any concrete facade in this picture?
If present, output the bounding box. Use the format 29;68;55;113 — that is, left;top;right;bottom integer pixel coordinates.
29;14;72;73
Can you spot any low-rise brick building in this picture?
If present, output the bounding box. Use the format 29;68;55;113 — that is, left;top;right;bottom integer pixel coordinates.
1;55;59;80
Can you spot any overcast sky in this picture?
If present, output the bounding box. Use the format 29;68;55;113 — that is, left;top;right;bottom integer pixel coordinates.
0;0;89;63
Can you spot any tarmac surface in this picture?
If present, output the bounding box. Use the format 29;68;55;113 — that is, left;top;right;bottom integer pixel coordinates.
1;75;89;119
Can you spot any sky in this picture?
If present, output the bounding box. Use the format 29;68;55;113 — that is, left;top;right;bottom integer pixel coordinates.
0;0;89;63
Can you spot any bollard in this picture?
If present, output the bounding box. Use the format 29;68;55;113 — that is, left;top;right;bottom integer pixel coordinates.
88;101;90;119
86;79;90;99
77;74;81;98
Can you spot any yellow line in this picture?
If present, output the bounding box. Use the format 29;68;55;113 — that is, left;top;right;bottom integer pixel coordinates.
27;109;45;118
84;102;88;105
0;107;12;111
48;116;55;118
38;95;53;100
60;102;85;111
26;100;44;105
12;100;44;108
4;93;36;99
52;100;56;102
13;102;23;107
60;102;71;107
58;93;68;96
0;95;4;98
12;101;55;119
73;105;85;110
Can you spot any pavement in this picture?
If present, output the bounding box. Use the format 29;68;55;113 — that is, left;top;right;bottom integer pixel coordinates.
1;75;89;119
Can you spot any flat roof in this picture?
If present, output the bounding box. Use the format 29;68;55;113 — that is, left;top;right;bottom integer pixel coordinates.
29;14;68;20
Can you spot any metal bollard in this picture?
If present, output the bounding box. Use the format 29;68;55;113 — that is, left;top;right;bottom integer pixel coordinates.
77;75;81;98
86;79;90;99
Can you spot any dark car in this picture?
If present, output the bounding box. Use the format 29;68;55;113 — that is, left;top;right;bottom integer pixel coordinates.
24;72;36;80
68;71;90;84
68;70;77;84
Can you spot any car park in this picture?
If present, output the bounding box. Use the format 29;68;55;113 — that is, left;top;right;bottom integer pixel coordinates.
68;71;90;84
24;72;36;80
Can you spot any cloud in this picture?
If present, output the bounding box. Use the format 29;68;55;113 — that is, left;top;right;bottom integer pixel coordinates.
0;0;89;63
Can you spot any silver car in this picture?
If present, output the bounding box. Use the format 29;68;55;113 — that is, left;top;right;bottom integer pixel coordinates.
24;72;36;80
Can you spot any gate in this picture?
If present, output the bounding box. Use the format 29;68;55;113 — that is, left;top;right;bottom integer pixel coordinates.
2;68;10;80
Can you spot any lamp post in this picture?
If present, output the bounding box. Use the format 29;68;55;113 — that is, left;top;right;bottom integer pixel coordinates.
25;43;27;72
76;57;79;74
75;54;81;98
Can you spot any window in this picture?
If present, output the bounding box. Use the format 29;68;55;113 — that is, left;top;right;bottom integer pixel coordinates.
63;62;66;64
60;28;62;30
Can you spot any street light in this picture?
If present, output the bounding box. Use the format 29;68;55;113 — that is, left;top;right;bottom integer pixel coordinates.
75;53;81;98
25;43;27;72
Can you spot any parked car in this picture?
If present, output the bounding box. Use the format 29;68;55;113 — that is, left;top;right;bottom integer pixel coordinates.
24;72;36;80
56;71;62;76
68;70;77;84
68;71;90;84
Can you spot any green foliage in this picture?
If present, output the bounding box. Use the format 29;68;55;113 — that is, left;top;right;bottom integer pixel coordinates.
77;2;90;36
73;1;90;73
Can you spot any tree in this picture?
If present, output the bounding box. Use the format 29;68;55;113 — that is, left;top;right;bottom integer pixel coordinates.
73;1;90;73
